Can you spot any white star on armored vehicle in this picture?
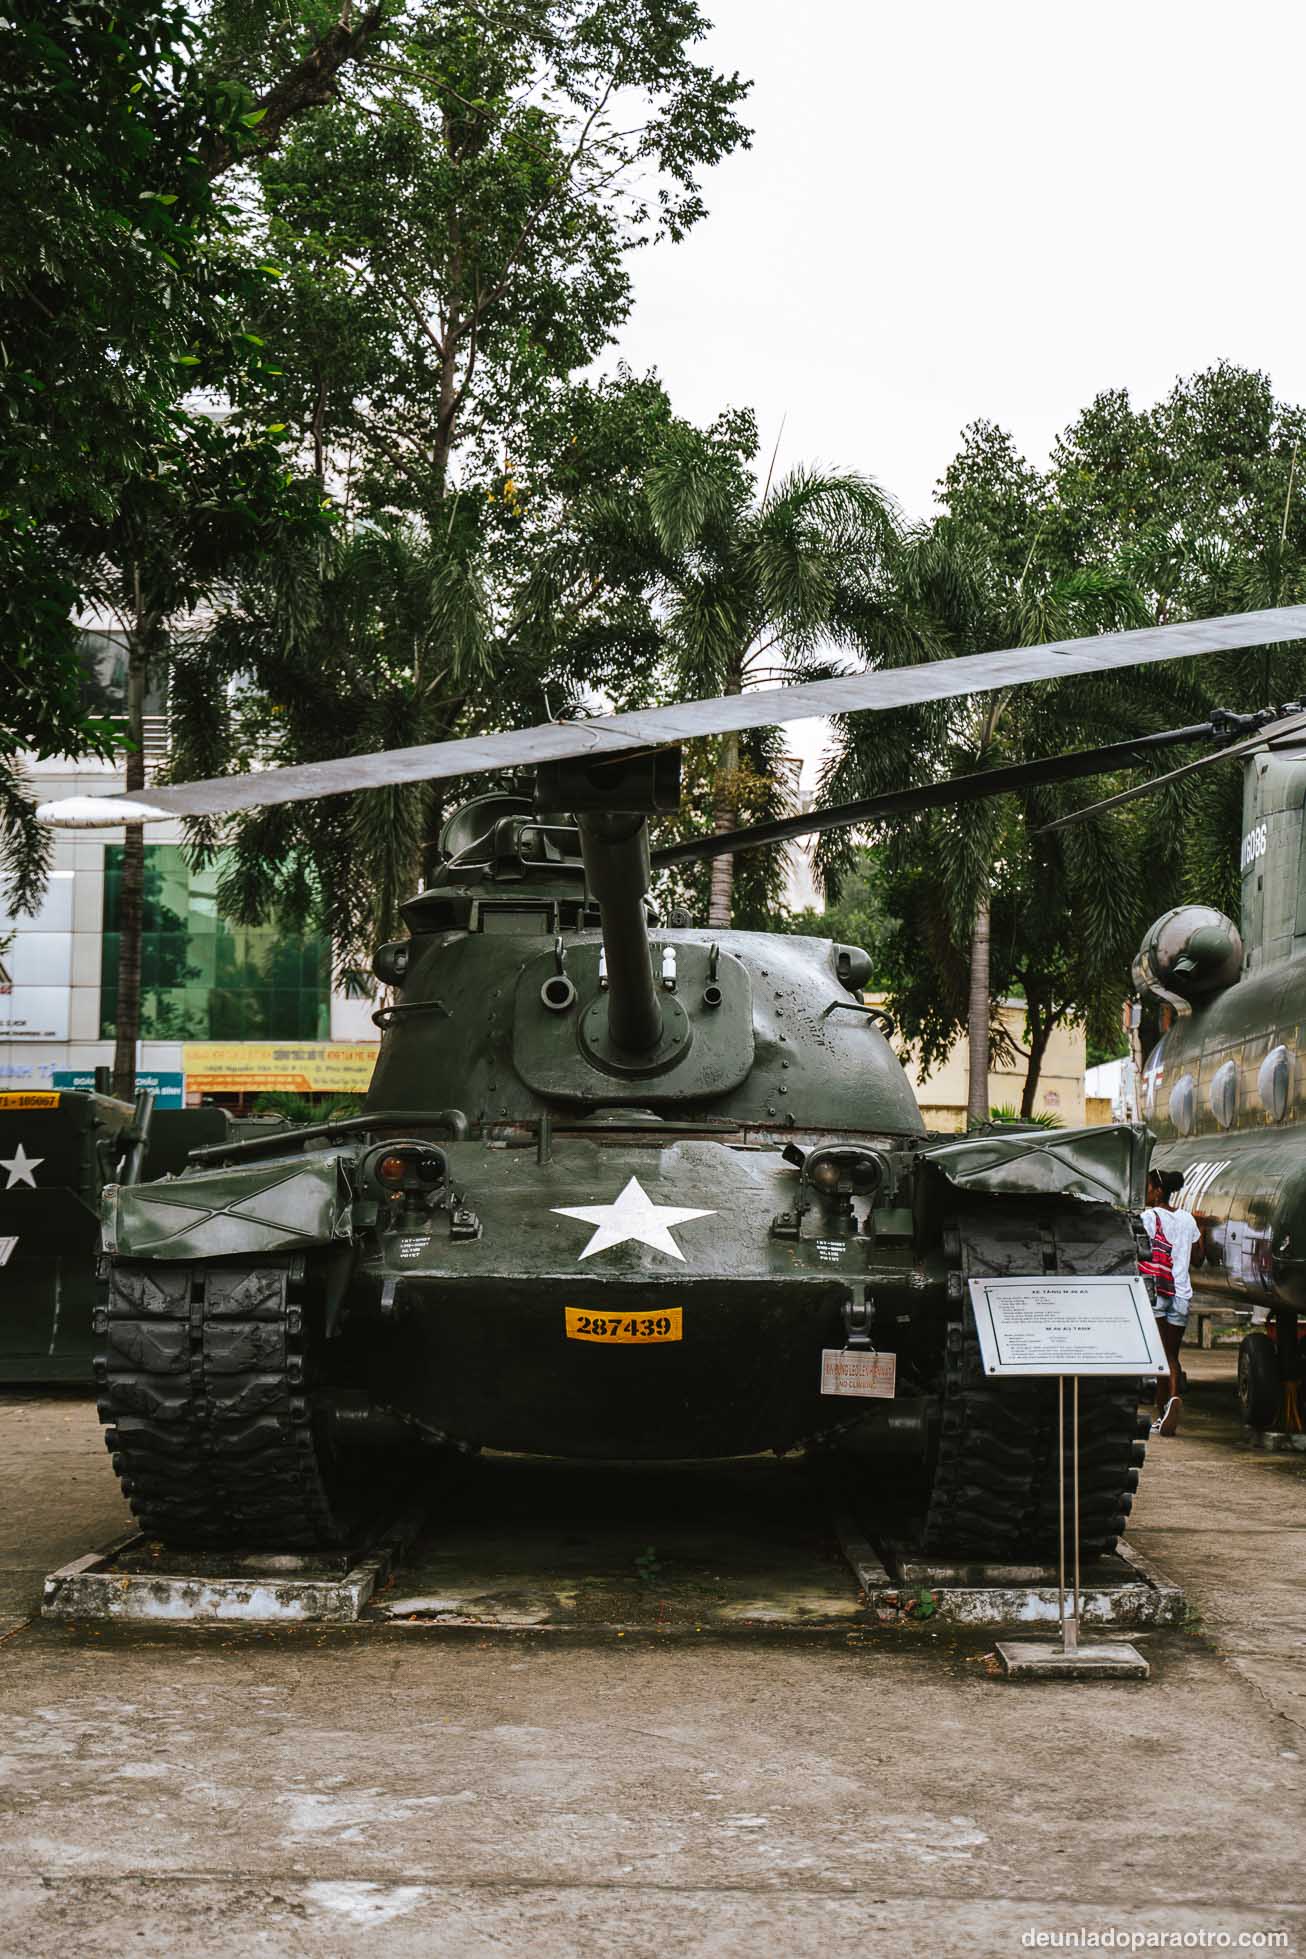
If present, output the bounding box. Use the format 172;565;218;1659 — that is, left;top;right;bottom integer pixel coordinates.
551;1177;716;1262
1;1142;43;1190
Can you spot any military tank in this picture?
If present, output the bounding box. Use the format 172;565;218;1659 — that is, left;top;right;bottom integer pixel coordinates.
44;605;1306;1554
0;1086;287;1382
91;752;1150;1555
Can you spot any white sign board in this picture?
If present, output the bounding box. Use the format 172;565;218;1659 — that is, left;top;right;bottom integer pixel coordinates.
969;1275;1167;1378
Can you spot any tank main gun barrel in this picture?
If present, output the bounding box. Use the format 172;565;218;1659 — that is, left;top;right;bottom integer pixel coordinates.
577;811;662;1053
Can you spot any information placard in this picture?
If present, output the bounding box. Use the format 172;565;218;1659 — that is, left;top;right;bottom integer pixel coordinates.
969;1275;1167;1378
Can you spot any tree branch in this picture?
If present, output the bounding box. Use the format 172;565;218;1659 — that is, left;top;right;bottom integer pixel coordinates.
204;5;393;177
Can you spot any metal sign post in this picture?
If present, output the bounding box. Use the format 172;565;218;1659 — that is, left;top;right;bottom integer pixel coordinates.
968;1275;1168;1680
1056;1375;1081;1657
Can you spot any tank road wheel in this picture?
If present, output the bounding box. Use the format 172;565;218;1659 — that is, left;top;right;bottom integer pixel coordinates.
1237;1330;1281;1431
96;1257;380;1551
919;1206;1150;1563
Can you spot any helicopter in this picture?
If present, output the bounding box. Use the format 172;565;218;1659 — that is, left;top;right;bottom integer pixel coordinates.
1043;702;1306;1438
31;603;1306;1554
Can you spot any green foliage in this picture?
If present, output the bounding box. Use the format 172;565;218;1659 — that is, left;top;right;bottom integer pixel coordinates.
989;1105;1063;1129
820;513;1154;1092
652;726;799;930
0;1;276;687
183;3;751;965
250;1092;365;1124
0;0;357;909
241;0;749;509
820;364;1306;1108
607;415;899;924
773;847;895;972
1043;362;1306;918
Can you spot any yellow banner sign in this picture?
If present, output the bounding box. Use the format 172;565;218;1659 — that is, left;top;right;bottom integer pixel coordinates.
0;1091;62;1108
182;1043;378;1093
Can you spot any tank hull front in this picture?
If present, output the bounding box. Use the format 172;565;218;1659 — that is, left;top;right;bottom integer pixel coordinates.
376;1272;852;1458
357;1137;870;1457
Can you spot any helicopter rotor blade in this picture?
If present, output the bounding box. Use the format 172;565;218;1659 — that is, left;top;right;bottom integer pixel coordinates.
1033;706;1306;835
35;603;1306;828
650;717;1233;871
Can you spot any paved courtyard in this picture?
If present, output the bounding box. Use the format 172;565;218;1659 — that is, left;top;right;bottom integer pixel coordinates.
0;1350;1302;1957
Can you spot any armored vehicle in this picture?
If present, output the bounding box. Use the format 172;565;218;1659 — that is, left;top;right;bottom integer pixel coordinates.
37;604;1306;1551
0;1089;284;1383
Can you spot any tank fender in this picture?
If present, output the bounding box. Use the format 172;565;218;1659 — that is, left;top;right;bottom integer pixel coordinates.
919;1123;1150;1210
104;1147;357;1262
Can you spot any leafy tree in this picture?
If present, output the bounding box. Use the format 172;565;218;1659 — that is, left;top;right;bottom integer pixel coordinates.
652;727;800;932
89;414;330;1093
170;2;752;966
244;0;750;511
0;0;395;686
173;373;705;971
773;845;896;970
1044;362;1306;920
0;0;400;919
819;371;1306;1120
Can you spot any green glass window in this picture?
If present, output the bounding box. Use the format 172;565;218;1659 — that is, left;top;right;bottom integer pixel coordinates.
100;846;330;1041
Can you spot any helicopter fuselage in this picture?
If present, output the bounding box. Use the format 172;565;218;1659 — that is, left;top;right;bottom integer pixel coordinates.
1141;747;1306;1320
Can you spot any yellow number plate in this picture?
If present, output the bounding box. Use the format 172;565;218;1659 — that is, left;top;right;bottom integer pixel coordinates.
565;1308;682;1344
0;1092;60;1107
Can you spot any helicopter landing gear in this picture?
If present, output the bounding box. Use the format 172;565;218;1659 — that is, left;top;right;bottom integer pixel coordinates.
1238;1313;1304;1433
1238;1329;1280;1430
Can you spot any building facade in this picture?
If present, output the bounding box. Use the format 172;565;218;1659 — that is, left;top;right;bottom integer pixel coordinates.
1;749;379;1109
866;992;1088;1131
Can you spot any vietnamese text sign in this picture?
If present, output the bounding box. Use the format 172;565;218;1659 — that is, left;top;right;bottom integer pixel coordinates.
969;1275;1167;1377
52;1071;186;1110
182;1042;378;1093
819;1348;897;1398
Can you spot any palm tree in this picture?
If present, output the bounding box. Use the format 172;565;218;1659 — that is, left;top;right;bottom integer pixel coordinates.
642;427;899;926
820;521;1157;1125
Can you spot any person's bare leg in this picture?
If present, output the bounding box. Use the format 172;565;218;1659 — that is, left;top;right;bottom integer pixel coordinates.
1157;1321;1184;1433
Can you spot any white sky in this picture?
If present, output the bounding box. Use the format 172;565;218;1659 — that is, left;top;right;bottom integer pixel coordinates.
606;0;1306;794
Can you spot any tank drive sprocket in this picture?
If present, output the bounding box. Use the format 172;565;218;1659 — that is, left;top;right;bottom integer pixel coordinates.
96;1256;374;1549
920;1202;1150;1561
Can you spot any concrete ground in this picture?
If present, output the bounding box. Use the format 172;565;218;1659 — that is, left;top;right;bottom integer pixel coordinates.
0;1354;1302;1958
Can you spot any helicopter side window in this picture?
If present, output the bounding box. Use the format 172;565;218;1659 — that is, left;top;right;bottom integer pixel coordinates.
1168;1074;1195;1136
1208;1059;1239;1131
1141;1039;1165;1118
1257;1044;1292;1122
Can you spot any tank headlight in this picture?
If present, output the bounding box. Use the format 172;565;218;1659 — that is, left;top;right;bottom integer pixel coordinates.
377;1154;407;1186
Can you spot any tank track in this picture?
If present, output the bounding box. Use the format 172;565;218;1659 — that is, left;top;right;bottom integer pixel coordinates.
920;1204;1150;1561
96;1257;355;1550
